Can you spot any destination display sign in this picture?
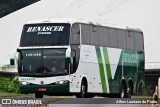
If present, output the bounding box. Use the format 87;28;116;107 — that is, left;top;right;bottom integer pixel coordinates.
26;26;65;35
20;23;70;46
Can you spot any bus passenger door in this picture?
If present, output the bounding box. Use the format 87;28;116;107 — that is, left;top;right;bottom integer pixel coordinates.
69;50;79;92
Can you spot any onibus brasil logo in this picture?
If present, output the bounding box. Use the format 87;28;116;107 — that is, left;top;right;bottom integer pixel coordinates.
2;99;42;105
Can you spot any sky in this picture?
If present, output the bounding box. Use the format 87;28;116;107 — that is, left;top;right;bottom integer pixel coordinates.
0;0;160;69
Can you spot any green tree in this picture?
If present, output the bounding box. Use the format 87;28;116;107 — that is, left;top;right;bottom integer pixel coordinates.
0;0;40;18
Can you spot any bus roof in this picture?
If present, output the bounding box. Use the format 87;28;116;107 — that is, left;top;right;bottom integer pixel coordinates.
26;18;143;33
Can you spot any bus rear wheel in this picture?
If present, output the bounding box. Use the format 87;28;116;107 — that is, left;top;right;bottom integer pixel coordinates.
35;93;43;98
127;83;132;98
120;82;127;98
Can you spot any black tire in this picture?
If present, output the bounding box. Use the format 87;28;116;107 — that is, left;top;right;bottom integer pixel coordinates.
127;83;132;98
137;83;143;95
120;82;127;98
87;94;95;98
76;81;87;98
35;93;43;98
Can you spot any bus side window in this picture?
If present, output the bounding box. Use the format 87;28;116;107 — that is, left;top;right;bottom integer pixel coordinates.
71;24;80;45
81;24;91;45
99;27;109;47
126;31;135;50
109;28;118;48
134;32;144;51
90;25;100;45
117;30;127;49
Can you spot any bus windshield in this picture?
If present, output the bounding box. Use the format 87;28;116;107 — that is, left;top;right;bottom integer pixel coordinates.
18;48;68;77
20;23;70;47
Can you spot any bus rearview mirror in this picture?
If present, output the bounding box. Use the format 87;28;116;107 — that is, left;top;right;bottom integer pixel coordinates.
10;58;15;65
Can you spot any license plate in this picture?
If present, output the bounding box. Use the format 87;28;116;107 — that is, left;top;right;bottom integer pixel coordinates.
38;88;46;91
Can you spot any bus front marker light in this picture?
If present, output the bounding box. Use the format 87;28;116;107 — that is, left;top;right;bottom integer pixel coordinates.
59;81;64;84
20;81;29;85
55;80;68;84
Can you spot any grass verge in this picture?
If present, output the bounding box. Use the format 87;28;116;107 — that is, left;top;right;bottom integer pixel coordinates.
132;95;153;98
0;92;34;98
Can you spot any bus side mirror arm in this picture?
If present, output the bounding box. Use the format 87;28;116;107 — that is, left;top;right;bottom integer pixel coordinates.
17;48;20;52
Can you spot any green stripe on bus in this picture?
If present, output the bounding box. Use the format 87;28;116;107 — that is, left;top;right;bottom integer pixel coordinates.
134;52;139;93
95;46;107;93
103;47;112;82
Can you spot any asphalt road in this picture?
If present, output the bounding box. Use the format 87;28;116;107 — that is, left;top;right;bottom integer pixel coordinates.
48;104;146;107
7;96;155;107
45;98;154;107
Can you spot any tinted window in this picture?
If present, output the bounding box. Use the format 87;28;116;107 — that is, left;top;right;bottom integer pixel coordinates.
20;23;70;47
71;24;80;44
18;49;42;74
90;25;100;45
81;24;91;44
18;49;67;77
135;32;144;51
42;49;66;74
99;27;109;47
118;30;126;48
109;28;118;48
126;31;135;50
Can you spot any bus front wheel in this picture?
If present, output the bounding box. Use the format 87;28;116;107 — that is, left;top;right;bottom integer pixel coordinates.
76;81;87;98
35;93;43;98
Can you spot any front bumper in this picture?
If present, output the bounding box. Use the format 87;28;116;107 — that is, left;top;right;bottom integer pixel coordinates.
19;83;69;95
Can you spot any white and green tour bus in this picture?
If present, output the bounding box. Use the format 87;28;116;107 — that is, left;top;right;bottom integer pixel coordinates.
11;19;145;98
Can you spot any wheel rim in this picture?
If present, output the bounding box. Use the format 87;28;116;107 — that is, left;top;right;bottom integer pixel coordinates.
121;88;125;98
120;83;126;98
127;86;132;98
81;84;86;97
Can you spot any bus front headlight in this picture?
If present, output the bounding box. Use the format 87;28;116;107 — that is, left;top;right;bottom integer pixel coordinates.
19;81;29;85
55;80;68;84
